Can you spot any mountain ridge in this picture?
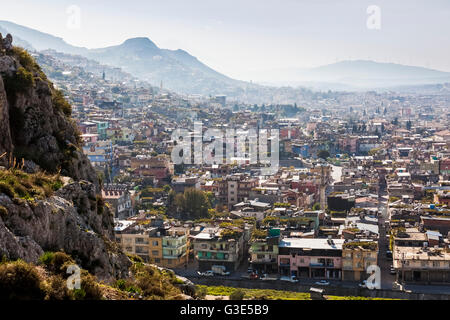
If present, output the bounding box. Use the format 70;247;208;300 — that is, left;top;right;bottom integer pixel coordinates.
1;20;450;94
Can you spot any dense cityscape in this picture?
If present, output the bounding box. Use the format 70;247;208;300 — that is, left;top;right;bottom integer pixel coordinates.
1;2;450;306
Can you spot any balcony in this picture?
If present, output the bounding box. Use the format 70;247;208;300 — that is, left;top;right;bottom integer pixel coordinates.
163;242;187;249
249;249;278;255
250;258;277;264
163;253;185;259
310;263;335;268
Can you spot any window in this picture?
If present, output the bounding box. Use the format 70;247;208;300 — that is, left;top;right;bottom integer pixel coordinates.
136;238;148;244
152;251;159;256
152;241;159;246
432;261;440;268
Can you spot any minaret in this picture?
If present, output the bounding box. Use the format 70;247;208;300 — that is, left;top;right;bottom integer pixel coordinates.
102;70;105;81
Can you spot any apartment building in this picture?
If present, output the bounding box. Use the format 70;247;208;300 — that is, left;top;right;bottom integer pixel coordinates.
216;174;258;209
115;222;190;268
102;184;133;219
193;227;245;272
393;246;450;283
130;154;173;185
341;241;378;282
278;238;345;280
249;229;280;273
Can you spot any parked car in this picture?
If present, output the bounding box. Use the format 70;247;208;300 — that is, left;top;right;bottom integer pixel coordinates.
260;274;278;281
199;271;214;277
280;276;299;283
315;280;330;286
247;267;254;274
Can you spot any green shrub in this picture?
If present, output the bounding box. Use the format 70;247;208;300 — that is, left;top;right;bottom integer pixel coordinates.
45;275;74;300
0;182;15;198
13;183;30;199
12;47;37;71
96;195;105;215
229;289;245;300
4;67;35;94
126;253;144;264
195;286;208;299
52;89;72;117
39;251;75;275
77;273;103;300
0;205;7;217
0;260;46;300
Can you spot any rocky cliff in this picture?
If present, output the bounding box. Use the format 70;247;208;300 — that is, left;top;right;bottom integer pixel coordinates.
0;35;130;280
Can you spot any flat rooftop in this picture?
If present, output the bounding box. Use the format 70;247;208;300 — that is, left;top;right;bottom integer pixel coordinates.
279;238;344;250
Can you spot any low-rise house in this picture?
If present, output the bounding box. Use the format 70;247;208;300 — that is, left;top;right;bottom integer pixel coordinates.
115;222;190;268
249;228;280;273
393;246;450;283
193;226;245;272
102;184;133;219
278;238;345;280
341;241;378;282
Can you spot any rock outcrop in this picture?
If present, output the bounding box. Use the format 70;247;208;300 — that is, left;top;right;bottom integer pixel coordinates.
0;182;130;280
0;33;98;187
0;35;131;280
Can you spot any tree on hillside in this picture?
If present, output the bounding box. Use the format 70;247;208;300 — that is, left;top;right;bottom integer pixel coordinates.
174;188;211;219
317;150;330;160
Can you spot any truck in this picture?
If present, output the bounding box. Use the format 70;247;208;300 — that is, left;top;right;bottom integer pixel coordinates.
211;265;230;276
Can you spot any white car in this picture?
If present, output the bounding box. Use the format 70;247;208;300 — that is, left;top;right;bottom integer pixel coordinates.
280;276;299;283
198;271;214;277
315;280;330;286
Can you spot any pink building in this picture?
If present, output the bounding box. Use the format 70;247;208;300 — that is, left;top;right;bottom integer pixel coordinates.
278;238;344;280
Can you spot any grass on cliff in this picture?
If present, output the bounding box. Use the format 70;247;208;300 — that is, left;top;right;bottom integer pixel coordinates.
0;252;192;300
111;262;188;300
0;167;63;201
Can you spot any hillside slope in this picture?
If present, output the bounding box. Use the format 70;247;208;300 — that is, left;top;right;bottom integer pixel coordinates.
0;34;130;280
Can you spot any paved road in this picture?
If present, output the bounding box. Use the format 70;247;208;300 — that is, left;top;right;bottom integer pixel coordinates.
377;197;396;290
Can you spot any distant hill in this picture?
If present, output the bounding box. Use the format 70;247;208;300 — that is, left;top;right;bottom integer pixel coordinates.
86;37;243;95
2;20;450;96
256;60;450;90
0;20;246;95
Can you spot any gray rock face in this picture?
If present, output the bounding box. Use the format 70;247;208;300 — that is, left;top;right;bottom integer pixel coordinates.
0;182;131;280
0;41;99;189
0;39;131;281
0;76;12;164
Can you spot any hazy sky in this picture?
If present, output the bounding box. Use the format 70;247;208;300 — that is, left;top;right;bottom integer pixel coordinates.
1;0;449;80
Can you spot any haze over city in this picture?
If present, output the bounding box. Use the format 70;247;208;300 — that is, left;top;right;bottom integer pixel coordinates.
1;0;450;81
